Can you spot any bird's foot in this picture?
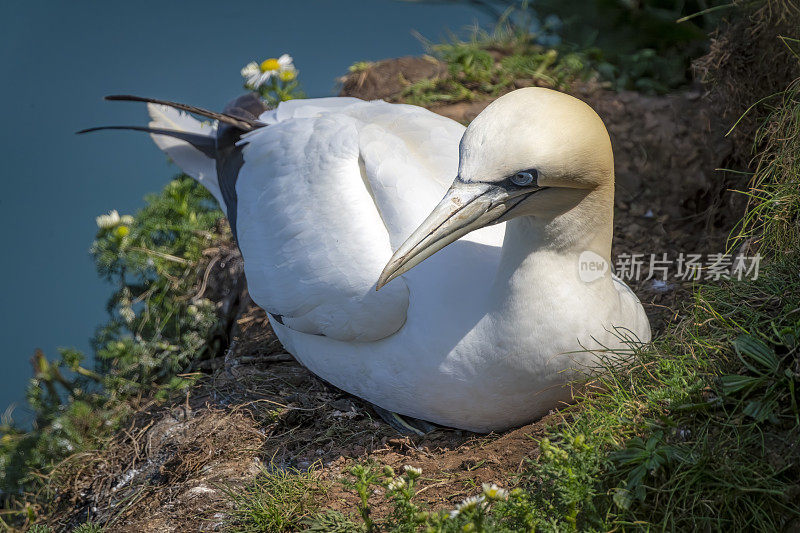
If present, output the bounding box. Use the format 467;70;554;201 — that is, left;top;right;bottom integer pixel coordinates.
371;404;439;436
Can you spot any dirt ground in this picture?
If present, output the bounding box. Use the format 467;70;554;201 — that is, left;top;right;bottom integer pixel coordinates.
50;57;741;531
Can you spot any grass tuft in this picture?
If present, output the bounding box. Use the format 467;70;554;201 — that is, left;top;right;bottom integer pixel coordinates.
223;462;327;532
733;73;800;254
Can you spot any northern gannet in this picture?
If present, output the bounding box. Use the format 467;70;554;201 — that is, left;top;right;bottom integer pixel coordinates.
82;88;651;433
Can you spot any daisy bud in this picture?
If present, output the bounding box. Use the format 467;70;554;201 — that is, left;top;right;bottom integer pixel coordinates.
403;465;422;478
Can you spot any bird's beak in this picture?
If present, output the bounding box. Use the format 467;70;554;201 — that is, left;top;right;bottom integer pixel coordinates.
377;181;538;289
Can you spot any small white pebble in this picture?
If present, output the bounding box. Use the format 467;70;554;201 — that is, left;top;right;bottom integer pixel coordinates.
189;485;216;495
650;279;672;292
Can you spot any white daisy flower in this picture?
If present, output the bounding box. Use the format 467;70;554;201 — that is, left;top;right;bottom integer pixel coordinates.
451;494;486;515
482;483;509;501
449;494;485;518
240;62;261;86
241;54;297;89
387;477;406;491
96;210;121;229
403;465;422;478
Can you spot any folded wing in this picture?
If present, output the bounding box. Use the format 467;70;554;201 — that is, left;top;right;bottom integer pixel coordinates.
236;99;465;341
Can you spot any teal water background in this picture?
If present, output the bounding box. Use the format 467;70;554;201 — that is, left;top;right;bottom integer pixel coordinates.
0;1;488;422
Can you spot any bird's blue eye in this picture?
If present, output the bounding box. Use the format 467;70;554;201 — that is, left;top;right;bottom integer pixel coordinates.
510;170;537;187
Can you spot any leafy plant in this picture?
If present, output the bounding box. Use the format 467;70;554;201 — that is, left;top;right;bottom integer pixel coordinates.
610;431;681;509
317;463;519;532
721;333;799;424
1;177;228;526
90;177;226;395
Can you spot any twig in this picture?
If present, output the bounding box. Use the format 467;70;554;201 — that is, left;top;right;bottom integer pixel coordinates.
129;246;192;265
191;254;221;302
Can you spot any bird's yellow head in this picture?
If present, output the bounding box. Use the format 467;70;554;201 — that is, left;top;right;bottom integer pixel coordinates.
377;88;616;289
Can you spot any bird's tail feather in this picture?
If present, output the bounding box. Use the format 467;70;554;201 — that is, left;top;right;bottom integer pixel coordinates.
76;125;217;158
78;93;268;222
105;95;264;130
78;99;226;209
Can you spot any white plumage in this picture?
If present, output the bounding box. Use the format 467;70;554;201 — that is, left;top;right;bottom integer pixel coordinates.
147;104;222;208
133;88;650;432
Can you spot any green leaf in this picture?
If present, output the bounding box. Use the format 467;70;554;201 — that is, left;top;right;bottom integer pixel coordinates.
733;335;780;375
612;487;633;510
627;463;649;487
721;374;763;395
743;400;777;422
610;447;646;465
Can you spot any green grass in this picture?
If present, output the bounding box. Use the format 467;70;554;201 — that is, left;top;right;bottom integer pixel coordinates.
399;28;592;108
223;463;328;532
396;0;717;109
552;261;800;530
733;70;800;254
71;524;104;533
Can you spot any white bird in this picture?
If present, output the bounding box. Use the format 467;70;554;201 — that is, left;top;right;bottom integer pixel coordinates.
83;88;650;433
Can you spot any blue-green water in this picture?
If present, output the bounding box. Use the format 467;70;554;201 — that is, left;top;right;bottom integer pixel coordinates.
0;0;488;422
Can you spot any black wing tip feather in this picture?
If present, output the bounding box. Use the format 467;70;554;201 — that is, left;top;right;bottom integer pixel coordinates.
101;94;265;131
76;125;156;135
76;125;148;135
74;125;217;158
105;94;147;102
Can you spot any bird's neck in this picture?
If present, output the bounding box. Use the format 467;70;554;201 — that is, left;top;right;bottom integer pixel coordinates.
491;185;614;307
